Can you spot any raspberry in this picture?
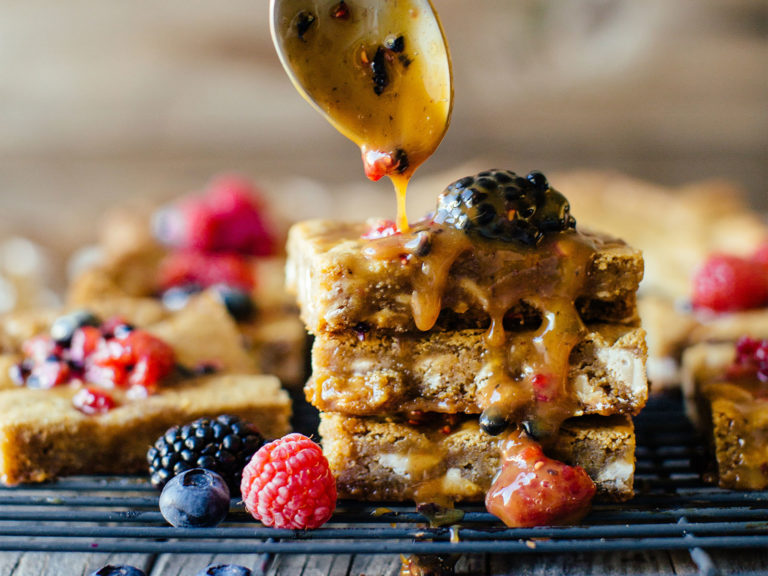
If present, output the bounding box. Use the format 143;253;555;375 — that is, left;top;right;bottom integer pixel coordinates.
157;251;255;292
691;254;768;312
728;336;768;382
153;176;276;256
240;433;336;530
751;242;768;268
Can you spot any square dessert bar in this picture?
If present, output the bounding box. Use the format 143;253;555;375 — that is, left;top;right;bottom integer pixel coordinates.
288;206;648;511
68;251;307;388
320;413;636;502
0;373;290;485
287;220;643;334
0;291;291;485
308;323;647;416
682;341;768;490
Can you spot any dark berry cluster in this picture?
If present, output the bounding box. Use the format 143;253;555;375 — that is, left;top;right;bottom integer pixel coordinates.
147;415;265;493
433;169;576;246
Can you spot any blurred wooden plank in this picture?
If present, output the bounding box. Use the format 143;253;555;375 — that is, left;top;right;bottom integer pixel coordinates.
0;552;152;576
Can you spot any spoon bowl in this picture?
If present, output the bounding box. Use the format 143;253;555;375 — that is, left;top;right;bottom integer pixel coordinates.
270;0;453;229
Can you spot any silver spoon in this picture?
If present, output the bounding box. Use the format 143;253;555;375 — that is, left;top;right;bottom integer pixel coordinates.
270;0;453;230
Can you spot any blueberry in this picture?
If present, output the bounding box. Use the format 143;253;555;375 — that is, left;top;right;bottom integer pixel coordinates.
159;468;230;527
161;284;202;311
213;284;255;322
195;565;252;576
479;408;507;436
50;310;100;346
89;566;146;576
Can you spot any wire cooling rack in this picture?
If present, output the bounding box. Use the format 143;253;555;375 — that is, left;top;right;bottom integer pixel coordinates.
0;393;767;564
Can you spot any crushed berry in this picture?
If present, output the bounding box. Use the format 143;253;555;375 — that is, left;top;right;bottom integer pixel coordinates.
728;336;768;382
486;430;595;527
330;1;350;20
385;35;405;53
296;11;316;41
362;219;399;240
371;46;389;95
73;387;116;415
392;149;409;174
27;358;71;389
531;373;556;402
12;314;177;412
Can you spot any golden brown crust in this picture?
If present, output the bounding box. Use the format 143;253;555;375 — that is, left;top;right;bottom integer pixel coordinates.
0;374;291;485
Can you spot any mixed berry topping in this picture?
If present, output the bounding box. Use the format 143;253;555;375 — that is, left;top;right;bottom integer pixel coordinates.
159;468;231;528
11;312;176;412
728;336;768;383
691;250;768;312
485;429;595;527
433;169;576;246
152;175;270;318
147;414;265;493
241;433;337;530
362;219;399;240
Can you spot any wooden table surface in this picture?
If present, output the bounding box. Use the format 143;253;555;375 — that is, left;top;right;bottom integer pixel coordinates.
1;547;767;575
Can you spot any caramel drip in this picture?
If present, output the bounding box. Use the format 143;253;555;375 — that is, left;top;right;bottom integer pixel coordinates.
475;232;595;438
363;225;597;436
359;223;600;511
410;228;469;331
392;173;411;233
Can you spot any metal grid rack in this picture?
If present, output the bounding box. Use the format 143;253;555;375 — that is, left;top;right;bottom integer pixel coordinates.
0;393;767;563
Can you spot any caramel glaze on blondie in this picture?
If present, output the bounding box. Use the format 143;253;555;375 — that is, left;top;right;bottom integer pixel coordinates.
289;218;645;441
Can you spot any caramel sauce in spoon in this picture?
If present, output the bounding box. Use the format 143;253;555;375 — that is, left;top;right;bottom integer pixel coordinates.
270;0;453;231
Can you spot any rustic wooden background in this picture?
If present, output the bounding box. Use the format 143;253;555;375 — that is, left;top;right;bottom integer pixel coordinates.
0;0;765;267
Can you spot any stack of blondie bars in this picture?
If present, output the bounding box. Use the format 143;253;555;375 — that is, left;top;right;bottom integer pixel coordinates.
287;170;649;508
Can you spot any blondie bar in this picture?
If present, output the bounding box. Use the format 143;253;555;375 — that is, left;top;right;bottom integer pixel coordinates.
320;413;635;503
682;340;768;490
287;219;642;334
308;323;647;416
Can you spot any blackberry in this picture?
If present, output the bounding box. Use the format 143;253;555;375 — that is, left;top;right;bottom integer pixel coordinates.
147;415;264;494
433;169;576;246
